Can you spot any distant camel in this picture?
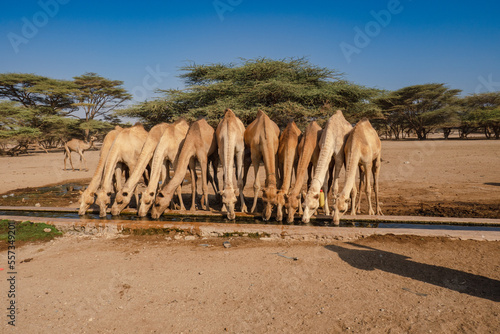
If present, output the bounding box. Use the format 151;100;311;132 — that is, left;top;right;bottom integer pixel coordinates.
64;136;97;171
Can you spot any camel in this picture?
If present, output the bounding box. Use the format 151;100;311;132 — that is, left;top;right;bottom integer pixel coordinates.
110;122;171;215
150;119;218;219
215;109;247;220
275;121;302;222
78;126;123;215
63;136;97;171
137;119;190;217
95;124;149;217
333;119;382;224
302;110;353;224
285;121;322;223
243;110;280;221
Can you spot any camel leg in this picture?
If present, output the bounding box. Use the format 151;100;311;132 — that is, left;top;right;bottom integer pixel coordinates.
209;155;220;200
249;152;261;214
350;169;359;216
235;150;248;213
242;151;252;193
67;150;75;171
198;154;210;211
188;159;197;212
63;151;70;171
356;165;365;214
78;149;88;171
373;156;383;215
300;164;314;215
364;162;374;215
174;157;186;210
113;163;124;192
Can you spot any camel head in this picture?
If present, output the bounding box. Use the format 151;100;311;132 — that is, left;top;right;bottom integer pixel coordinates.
138;190;156;217
333;194;350;225
95;189;111;218
221;189;238;220
111;188;133;216
301;189;320;224
334;194;350;214
332;193;351;225
262;185;277;221
78;189;96;215
285;191;300;223
275;189;287;222
151;189;173;219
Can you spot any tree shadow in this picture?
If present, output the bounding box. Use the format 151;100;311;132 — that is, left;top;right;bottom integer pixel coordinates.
325;243;500;302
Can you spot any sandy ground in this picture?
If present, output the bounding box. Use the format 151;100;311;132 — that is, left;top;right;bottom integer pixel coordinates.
1;139;500;333
1;235;499;333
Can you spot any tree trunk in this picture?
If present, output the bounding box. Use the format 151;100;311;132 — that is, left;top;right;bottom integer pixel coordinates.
443;128;452;139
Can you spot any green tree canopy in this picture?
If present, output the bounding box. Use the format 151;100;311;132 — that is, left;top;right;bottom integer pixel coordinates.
72;72;131;121
374;83;461;140
460;92;500;139
0;73;76;114
117;58;381;129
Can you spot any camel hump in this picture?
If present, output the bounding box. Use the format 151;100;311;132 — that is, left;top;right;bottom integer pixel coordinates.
355;118;372;128
173;118;189;128
282;121;301;139
190;118;213;134
115;125;123;131
288;121;301;134
257;109;267;118
224;108;236;118
132;122;144;129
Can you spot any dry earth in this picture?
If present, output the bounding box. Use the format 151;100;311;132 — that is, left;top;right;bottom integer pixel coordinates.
1;234;499;333
1;139;500;333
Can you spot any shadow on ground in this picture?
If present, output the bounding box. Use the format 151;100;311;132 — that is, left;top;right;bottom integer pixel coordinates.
325;242;500;302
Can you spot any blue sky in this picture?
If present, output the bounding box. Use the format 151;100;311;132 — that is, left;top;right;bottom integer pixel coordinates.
1;0;499;105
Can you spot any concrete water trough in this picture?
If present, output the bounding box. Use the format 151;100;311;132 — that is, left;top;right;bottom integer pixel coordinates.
1;206;500;242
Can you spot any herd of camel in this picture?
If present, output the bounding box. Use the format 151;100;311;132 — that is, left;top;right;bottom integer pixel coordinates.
73;109;383;224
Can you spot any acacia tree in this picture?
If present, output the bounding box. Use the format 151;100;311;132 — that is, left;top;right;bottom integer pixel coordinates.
460;92;500;139
0;73;79;148
374;84;461;140
0;73;75;112
117;58;381;129
0;101;41;154
72;73;131;138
